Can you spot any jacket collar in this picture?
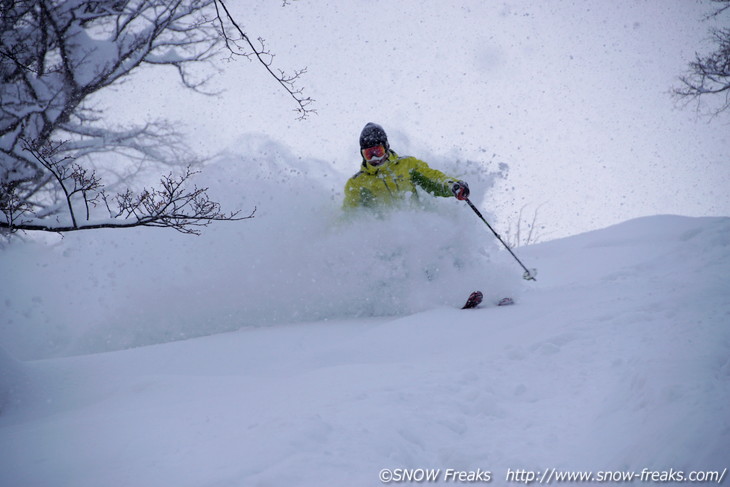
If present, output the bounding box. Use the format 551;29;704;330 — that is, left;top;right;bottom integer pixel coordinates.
361;150;398;175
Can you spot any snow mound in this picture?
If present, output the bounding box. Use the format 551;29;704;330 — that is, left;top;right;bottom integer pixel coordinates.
1;215;728;487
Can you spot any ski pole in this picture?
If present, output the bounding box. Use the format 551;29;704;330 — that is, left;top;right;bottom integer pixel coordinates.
465;197;537;281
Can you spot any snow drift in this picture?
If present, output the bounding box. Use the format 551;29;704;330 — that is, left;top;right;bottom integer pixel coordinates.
0;214;728;487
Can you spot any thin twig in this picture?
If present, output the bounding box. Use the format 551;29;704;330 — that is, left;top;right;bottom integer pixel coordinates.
213;0;315;119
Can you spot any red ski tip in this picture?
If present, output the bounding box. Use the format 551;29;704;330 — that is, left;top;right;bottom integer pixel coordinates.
462;291;483;309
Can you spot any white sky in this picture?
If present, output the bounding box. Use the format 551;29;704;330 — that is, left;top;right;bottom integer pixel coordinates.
107;0;730;240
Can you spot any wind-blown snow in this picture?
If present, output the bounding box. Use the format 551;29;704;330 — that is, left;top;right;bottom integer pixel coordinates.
0;134;513;359
1;214;728;487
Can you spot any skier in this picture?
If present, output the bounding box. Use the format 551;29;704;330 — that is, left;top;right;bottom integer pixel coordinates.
342;123;471;210
342;123;484;309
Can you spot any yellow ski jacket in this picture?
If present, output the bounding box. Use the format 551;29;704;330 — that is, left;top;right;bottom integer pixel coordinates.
343;151;459;209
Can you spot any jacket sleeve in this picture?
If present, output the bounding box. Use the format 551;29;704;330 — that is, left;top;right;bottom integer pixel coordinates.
405;158;458;198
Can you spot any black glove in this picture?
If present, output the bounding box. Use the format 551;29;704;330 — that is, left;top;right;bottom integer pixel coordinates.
451;180;470;200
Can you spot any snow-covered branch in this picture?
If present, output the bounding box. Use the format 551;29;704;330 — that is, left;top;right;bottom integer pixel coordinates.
1;0;309;235
1;141;252;235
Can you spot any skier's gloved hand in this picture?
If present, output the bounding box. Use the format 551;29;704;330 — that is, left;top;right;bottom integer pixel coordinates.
451;180;470;200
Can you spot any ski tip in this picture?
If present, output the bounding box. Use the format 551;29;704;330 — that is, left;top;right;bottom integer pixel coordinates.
462;291;484;309
497;297;515;306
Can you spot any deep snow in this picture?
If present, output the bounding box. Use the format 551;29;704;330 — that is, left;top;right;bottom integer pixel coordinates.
1;214;728;487
2;2;730;484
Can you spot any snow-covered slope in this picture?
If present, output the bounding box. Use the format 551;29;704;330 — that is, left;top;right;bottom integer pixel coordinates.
1;215;728;487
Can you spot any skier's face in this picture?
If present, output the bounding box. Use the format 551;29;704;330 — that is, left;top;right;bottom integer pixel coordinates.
362;144;387;166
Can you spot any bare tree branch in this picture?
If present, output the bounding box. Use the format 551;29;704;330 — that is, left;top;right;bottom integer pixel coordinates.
504;203;547;248
213;0;315;120
1;0;310;236
1;141;253;235
2;0;228;231
673;0;730;117
704;0;730;19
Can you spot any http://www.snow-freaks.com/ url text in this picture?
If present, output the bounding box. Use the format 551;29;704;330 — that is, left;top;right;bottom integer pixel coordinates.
378;466;728;484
